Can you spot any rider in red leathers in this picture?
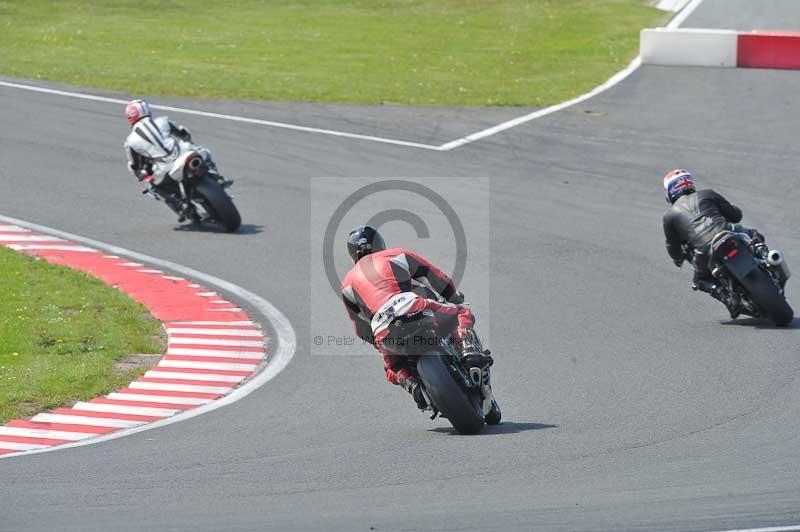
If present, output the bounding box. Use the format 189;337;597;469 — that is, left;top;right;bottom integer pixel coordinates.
340;225;492;410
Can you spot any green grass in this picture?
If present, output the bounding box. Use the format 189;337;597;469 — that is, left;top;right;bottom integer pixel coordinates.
0;0;668;106
0;247;165;424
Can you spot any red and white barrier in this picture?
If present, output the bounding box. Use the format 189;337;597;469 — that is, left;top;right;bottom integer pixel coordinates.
738;31;800;69
641;28;800;69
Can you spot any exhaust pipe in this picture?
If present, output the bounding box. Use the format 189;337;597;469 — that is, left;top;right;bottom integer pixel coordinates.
188;156;203;170
767;249;791;280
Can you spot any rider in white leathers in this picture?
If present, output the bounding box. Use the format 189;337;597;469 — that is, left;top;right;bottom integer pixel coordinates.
123;99;231;221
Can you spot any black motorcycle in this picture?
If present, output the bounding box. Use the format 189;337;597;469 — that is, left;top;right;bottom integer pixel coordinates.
707;230;793;325
383;312;501;434
146;149;241;233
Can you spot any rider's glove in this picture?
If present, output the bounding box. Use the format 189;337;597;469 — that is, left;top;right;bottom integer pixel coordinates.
389;368;427;409
450;291;465;304
398;377;417;394
748;229;765;245
178;126;192;142
387;367;416;388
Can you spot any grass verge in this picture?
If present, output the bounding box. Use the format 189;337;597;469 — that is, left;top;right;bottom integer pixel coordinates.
0;0;669;106
0;246;166;424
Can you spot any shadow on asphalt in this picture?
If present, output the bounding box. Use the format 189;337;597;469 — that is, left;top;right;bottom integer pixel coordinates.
720;317;800;330
172;223;264;235
428;422;558;436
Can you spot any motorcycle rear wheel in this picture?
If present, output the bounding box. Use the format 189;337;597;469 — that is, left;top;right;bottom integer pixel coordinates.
741;269;794;326
195;177;241;232
417;354;484;435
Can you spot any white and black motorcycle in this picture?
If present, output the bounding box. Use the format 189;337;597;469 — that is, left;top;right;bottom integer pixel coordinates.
143;141;241;233
129;117;241;232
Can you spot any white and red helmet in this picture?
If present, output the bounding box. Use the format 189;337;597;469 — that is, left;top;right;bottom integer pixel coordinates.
663;169;696;204
125;99;151;127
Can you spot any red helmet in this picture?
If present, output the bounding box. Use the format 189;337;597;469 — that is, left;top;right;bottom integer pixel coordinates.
125;99;151;127
663;169;696;204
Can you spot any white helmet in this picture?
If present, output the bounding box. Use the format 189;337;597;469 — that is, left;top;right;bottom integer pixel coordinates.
663;169;696;204
125;99;151;127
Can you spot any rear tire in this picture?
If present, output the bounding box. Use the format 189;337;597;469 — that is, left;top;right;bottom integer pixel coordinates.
742;269;794;326
195;177;241;232
417;354;484;435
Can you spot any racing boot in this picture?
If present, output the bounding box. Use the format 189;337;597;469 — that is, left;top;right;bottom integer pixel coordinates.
723;290;741;319
163;194;191;223
397;372;428;410
409;382;428;411
458;328;493;369
693;280;740;319
213;173;234;189
206;161;233;188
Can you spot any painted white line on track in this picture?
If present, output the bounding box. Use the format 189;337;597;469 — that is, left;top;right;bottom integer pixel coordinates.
0;427;94;441
0;442;49;451
7;244;97;253
0;235;64;242
437;58;643;150
171;320;254;326
0;213;296;460
0;225;30;232
657;0;691;11
710;526;800;532
31;414;144;428
145;370;245;383
0;79;443;151
167;348;265;359
167;327;264;337
437;0;707;150
130;382;232;395
157;360;260;372
0;0;706;154
71;402;179;417
106;393;212;406
667;0;706;28
168;337;264;347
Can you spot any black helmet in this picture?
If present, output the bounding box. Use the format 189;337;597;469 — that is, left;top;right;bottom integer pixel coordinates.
347;225;386;263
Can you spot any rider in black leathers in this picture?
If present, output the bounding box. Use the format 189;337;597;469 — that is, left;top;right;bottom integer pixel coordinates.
662;169;763;318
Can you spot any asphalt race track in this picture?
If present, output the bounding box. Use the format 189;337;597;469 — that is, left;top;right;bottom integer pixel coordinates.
1;2;799;531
